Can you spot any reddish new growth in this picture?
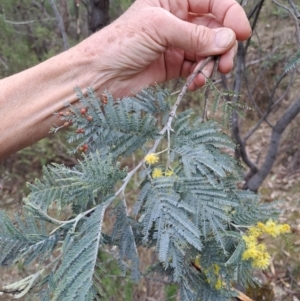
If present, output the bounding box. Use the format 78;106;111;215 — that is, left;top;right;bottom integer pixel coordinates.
101;94;108;105
80;108;87;115
78;144;89;153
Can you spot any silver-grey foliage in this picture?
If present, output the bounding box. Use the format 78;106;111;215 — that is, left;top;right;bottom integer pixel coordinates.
0;86;279;300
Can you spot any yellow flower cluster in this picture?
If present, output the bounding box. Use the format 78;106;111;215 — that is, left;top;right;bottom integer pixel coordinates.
144;153;175;178
242;239;270;269
192;258;225;291
152;168;174;178
203;263;224;290
213;264;220;274
242;220;290;269
256;220;290;237
215;278;223;290
145;153;159;165
152;168;163;178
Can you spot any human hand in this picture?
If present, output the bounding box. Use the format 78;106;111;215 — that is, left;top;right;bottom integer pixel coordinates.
78;0;251;96
0;0;251;159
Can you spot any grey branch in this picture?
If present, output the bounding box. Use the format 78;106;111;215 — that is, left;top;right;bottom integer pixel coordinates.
243;71;293;142
223;42;258;174
273;0;300;45
3;18;55;25
288;0;300;18
0;57;8;70
48;0;69;50
245;97;300;191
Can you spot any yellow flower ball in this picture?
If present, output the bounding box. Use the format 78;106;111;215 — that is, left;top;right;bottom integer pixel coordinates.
215;278;223;290
278;224;291;234
242;220;290;270
242;247;259;260
248;225;263;238
264;220;280;237
243;234;257;247
152;168;163;178
144;153;159;165
256;243;267;252
252;251;271;269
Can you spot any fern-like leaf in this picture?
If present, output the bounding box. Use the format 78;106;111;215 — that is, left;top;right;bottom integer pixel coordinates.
27;152;126;212
137;177;202;275
0;211;60;267
285;50;300;72
61;86;170;157
111;202;140;281
52;200;110;301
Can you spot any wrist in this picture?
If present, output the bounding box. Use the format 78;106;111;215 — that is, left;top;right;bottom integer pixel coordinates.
0;38;109;159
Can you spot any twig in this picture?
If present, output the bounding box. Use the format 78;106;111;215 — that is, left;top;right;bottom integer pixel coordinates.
245;0;265;52
236;289;255;301
3;18;55;25
245;96;300;191
288;0;300;18
202;56;220;121
243;71;293;142
74;0;81;39
48;0;69;50
164;56;214;131
0;56;8;70
1;255;62;298
166;128;171;170
221;42;258;174
243;71;274;130
273;0;300;46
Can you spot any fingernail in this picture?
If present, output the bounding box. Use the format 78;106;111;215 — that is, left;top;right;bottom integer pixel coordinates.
215;29;234;48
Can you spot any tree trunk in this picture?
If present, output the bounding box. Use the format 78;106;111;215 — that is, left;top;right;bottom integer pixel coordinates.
58;0;71;33
88;0;109;34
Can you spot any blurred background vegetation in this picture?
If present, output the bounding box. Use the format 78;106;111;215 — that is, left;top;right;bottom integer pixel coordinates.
0;0;300;300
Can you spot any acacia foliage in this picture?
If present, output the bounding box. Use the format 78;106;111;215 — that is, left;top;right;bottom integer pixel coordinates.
0;87;279;300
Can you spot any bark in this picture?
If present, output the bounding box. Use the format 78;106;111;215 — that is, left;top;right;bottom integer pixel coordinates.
223;42;258;176
87;0;109;34
49;0;69;50
58;0;70;33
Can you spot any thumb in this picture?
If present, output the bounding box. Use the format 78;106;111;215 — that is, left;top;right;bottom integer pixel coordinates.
153;11;236;56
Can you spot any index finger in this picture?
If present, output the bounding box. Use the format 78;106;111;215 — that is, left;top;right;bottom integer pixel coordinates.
188;0;251;40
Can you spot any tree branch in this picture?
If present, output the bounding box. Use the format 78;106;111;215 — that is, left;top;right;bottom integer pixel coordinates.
244;97;300;191
223;42;258;174
273;0;300;45
288;0;300;18
245;0;265;52
243;70;294;142
0;56;8;70
48;0;69;50
3;18;55;25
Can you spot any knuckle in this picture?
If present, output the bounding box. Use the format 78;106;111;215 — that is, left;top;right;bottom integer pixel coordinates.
192;25;211;52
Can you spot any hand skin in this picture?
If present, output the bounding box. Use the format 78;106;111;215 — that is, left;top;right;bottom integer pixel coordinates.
0;0;251;160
